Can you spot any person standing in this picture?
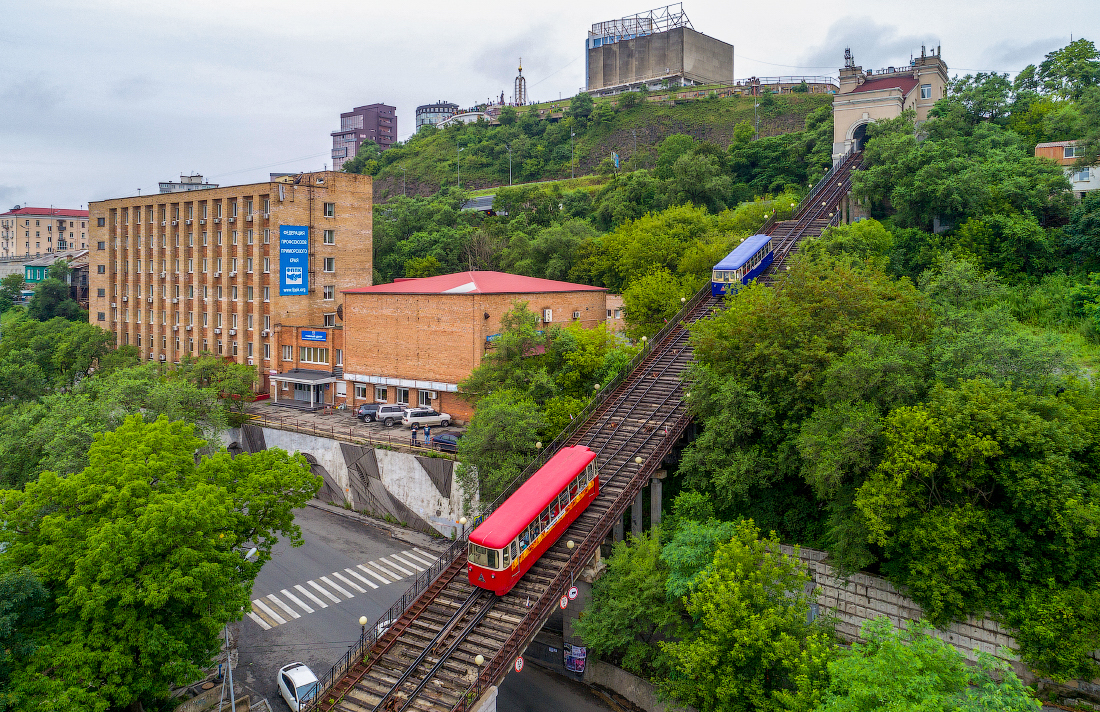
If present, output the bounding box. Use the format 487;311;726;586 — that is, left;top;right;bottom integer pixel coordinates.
411;424;419;446
424;424;432;447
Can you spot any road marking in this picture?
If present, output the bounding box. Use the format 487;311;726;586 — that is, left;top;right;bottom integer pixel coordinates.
403;550;437;567
266;594;301;619
331;571;366;593
367;559;404;580
345;568;379;590
282;588;315;614
320;575;354;598
413;547;440;563
357;564;392;585
295;584;328;609
251;598;287;625
391;553;425;572
308;580;342;603
382;556;415;577
247;611;272;630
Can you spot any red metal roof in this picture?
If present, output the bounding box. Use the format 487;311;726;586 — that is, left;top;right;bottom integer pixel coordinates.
469;446;596;549
343;271;606;295
0;207;89;218
851;75;919;96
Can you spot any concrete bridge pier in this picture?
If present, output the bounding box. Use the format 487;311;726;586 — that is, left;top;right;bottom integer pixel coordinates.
631;491;644;536
469;685;498;712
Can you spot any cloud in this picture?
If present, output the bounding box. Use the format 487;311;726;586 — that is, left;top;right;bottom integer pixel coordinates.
0;185;25;208
976;37;1064;73
469;25;577;104
799;17;940;73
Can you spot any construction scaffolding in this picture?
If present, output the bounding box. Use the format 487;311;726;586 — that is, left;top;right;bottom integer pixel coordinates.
588;3;693;46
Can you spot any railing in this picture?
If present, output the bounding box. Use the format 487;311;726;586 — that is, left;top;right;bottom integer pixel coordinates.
305;536;468;710
244;412;457;460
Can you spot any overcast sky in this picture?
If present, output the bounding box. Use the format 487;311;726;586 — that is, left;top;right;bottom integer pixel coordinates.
2;0;1095;208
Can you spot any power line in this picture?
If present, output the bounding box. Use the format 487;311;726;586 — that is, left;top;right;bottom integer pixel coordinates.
209;151;331;181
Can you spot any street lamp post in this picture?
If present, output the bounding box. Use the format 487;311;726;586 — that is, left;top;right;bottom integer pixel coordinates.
507;144;512;186
401;166;407;197
457;145;464;189
570;132;576;179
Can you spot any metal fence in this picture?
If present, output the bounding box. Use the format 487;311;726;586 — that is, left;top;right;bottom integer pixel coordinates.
245;412;457;460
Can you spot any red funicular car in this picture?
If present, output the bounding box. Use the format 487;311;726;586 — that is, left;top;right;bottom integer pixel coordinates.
467;445;599;595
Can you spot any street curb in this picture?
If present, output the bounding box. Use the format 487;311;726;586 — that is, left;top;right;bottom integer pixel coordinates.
306;500;449;552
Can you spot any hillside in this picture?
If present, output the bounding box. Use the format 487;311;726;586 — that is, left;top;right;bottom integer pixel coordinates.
354;92;832;201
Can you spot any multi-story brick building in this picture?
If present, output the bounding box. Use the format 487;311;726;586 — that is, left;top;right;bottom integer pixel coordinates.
88;171;372;391
336;271;608;420
0;207;89;258
331;103;397;171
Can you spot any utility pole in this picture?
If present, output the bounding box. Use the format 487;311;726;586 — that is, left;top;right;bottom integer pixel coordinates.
457;144;464;189
401;166;406;197
632;129;637;169
507;144;512;186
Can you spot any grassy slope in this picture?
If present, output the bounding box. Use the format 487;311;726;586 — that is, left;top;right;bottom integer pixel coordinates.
371;93;832;201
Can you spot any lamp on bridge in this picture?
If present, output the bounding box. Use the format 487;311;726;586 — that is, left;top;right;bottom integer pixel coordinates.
359;616;368;637
475;654;485;667
635;456;643;465
594;384;600;392
567;540;575;550
641;336;647;348
681;297;686;303
536;441;542;451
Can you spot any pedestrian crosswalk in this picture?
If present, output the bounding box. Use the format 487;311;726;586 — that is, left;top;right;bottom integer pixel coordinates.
246;548;439;631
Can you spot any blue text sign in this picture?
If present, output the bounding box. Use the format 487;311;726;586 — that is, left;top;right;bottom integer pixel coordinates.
301;330;327;342
279;225;309;296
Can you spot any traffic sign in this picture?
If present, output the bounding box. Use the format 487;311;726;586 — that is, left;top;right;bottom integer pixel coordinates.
515;656;524;673
559;595;569;609
568;586;579;600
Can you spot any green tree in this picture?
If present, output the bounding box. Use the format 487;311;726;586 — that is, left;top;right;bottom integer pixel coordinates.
1066;190;1100;260
0;415;319;711
568;93;594;120
342;140;381;175
172;355;256;426
621;268;699;339
1038;38;1100;100
0;274;24;313
814;617;1039;712
455;389;547;505
404;255;442;278
660;520;836;712
498;106;517;126
26;279;82;322
573;530;683;679
0;568;49;709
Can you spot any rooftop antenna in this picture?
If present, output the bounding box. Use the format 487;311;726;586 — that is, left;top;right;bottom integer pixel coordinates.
844;47;855;68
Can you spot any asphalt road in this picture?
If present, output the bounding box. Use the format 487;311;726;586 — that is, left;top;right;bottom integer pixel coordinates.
236;505;443;709
237;505;615;712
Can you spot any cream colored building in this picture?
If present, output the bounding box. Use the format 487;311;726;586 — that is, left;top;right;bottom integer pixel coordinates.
832;46;949;162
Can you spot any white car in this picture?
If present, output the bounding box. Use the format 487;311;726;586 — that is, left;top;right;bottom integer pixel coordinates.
401;408;452;427
277;662;319;711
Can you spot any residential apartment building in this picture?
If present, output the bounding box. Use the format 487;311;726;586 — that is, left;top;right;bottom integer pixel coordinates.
88;172;373;391
0;207;89;258
415;101;459;130
159;173;219;194
331;103;397;171
1035;140;1098;199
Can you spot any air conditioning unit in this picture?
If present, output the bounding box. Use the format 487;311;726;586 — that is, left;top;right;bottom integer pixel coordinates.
111;302;117;308
161;221;166;226
428;391;438;400
173;325;178;331
213;218;220;224
122;296;128;302
147;297;153;303
186;325;192;330
246;215;253;222
263;213;270;219
185;219;192;225
229;329;236;335
229;271;236;277
214;272;221;277
172;220;178;225
214;328;221;334
261;329;270;336
160;354;166;361
171;298;178;303
228;218;235;223
542;308;553;323
199;219;206;225
247;358;254;365
159;271;166;278
202;298;208;304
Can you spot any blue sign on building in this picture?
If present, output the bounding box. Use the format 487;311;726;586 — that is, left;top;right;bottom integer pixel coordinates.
279;225;309;296
301;330;327;342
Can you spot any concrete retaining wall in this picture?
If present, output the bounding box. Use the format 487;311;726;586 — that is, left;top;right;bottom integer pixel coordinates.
584;658;695;712
227;426;470;538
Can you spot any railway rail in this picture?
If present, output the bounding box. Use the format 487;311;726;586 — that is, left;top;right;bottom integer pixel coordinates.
309;152;864;712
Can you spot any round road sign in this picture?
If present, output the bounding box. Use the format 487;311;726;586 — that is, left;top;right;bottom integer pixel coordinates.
560;595;569;609
515;656;524;673
568;586;579;600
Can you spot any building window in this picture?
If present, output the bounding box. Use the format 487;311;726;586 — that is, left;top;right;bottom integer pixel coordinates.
263;229;270;244
247;257;253;272
97;240;106;250
247;342;254;357
920;83;932;99
572;311;581;319
323;285;335;300
97;264;105;274
264;343;271;359
375;386;387;402
1076;168;1091;182
97;312;106;321
323;313;336;327
323;203;335;217
418;390;432;407
97;217;105;227
263;257;270;273
247;286;254;301
264;315;271;331
282;345;292;360
231;286;238;300
263;286;270;301
334;348;342;366
1065;146;1080;159
323;257;335;272
323;229;335;244
299;346;329;364
395;387;409;405
232;341;238;356
97;288;106;297
355;383;368;399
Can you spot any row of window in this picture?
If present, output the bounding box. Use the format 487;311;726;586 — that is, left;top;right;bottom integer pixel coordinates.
114;200;270;224
468;461;597;570
118;332;270;359
107;308;272;329
0;219;86;229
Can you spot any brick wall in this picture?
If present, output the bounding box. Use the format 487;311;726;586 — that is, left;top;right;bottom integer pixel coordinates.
786;544;1100;690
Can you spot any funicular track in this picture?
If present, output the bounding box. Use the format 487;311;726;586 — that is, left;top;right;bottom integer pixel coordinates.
311;152;863;712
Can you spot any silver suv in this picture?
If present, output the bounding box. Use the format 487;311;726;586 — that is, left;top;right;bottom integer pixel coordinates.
401;408;452;427
376;404;406;427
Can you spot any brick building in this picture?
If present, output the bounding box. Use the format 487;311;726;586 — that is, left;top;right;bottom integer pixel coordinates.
0;207;89;258
88;171;373;391
336;271;608;420
1035;140;1098;199
331;103;397;171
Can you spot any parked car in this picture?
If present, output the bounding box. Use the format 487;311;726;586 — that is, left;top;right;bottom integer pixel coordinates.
401;408;452;428
429;433;462;453
277;662;319;711
376;404;407;427
357;403;381;422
